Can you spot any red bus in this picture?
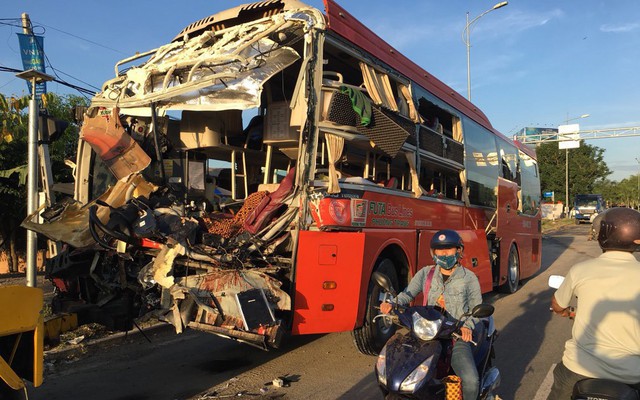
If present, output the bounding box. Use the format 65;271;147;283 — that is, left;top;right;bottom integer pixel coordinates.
28;0;541;355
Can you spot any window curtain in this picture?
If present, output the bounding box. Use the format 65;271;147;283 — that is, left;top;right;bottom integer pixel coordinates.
359;62;398;111
459;170;470;206
325;133;344;194
404;152;425;198
399;84;419;122
452;116;463;142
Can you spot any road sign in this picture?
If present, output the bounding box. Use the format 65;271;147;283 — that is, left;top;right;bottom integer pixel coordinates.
558;124;580;134
558;140;580;149
543;191;554;198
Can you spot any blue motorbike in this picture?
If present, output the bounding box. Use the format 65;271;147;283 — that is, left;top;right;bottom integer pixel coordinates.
372;272;500;399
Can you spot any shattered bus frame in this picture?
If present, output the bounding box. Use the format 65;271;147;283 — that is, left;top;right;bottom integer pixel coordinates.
25;0;541;354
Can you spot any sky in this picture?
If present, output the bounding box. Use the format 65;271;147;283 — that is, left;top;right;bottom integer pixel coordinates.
2;0;640;181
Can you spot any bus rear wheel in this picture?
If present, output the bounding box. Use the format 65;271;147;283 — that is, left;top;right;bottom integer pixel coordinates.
352;258;399;355
500;244;520;294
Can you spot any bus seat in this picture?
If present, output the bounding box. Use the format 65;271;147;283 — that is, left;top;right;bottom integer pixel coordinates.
243;167;296;234
177;110;243;149
263;102;299;144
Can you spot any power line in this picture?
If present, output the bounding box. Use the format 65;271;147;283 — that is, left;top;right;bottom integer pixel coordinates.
33;21;129;56
49;67;101;91
2;16;125;97
0;65;95;96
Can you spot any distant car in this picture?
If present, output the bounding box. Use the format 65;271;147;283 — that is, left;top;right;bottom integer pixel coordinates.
574;194;606;224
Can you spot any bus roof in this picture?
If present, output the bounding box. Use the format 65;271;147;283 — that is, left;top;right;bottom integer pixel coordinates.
172;0;532;157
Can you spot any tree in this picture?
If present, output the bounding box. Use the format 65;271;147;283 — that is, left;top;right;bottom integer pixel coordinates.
594;175;640;208
0;93;30;273
0;92;88;273
536;141;611;205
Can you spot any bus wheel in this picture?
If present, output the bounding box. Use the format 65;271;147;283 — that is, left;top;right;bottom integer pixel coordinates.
500;244;520;294
352;258;399;355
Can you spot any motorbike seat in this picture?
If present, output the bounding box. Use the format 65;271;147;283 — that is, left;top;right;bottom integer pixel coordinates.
573;379;639;400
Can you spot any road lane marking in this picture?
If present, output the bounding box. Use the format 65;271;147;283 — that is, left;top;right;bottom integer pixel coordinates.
534;363;556;400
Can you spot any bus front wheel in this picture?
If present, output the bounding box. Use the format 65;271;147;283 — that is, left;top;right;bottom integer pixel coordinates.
352;258;399;355
500;244;520;294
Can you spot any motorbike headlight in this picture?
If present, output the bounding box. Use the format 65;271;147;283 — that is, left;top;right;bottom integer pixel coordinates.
376;345;387;386
400;354;434;392
412;312;441;341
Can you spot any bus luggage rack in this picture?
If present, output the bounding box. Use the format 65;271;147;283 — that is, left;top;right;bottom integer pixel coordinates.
326;91;410;157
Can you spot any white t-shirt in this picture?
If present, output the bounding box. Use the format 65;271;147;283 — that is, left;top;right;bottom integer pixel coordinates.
554;251;640;384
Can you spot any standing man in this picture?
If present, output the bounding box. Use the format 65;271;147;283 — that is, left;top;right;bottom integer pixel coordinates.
380;229;482;400
587;211;603;241
548;207;640;399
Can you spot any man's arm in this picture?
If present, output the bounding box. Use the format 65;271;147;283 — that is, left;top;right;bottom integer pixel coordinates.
550;294;573;318
395;267;429;305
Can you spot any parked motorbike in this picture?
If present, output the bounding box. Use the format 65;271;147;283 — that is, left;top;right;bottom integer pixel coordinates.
548;275;640;400
372;272;500;399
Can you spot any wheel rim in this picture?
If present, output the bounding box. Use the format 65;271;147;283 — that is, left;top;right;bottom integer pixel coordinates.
508;247;519;289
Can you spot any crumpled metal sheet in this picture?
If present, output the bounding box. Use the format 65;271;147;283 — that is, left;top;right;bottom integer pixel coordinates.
79;108;151;180
151;243;186;289
178;269;290;330
92;15;301;111
21;174;158;248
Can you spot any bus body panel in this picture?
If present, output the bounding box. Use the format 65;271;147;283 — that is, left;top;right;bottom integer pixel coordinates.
292;229;416;335
496;177;542;281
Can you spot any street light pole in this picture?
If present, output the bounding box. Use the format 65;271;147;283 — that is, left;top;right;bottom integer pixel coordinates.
462;1;508;101
635;157;639;210
16;69;54;287
563;113;590;218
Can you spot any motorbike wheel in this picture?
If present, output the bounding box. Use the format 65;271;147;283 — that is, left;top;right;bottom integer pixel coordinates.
500;244;520;294
352;258;399;355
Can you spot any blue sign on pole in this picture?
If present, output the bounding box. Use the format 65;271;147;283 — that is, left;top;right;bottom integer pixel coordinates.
16;33;47;96
543;191;554;198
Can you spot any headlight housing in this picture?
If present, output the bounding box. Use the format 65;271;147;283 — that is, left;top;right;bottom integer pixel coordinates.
376;345;387;386
400;354;434;392
412;311;441;341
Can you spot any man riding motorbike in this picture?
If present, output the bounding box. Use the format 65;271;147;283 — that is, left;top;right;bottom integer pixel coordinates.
381;229;482;400
548;207;640;399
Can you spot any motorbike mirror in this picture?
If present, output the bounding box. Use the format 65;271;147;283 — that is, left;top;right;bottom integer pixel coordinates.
372;272;396;295
471;304;494;318
548;275;565;289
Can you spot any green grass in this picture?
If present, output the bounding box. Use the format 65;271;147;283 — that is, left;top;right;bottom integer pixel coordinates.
541;218;575;234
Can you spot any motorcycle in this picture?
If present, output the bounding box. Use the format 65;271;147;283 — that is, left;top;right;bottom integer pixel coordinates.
372;272;500;399
548;275;640;400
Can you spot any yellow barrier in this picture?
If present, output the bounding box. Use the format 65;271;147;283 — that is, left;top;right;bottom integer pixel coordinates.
0;286;44;391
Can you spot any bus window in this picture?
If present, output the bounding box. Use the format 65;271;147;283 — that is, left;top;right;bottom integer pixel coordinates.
463;119;500;208
497;139;519;183
519;150;541;215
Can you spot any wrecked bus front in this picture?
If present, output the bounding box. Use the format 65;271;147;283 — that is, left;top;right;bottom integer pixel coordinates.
25;0;326;349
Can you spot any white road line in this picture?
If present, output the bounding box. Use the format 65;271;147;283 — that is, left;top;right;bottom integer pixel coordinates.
533;363;556;400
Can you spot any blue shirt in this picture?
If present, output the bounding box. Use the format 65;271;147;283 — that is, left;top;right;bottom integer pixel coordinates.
395;264;482;329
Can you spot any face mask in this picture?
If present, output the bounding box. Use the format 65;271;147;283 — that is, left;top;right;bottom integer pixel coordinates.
434;254;458;270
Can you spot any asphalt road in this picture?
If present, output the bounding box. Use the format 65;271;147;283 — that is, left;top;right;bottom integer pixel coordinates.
29;223;611;400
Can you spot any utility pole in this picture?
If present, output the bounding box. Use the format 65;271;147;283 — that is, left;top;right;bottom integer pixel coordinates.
22;13;39;288
16;13;54;287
